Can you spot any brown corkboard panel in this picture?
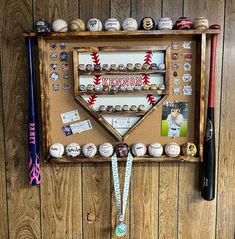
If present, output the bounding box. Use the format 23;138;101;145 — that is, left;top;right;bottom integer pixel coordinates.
38;35;203;162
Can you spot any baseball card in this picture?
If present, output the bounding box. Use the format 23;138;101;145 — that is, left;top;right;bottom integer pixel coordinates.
161;102;189;137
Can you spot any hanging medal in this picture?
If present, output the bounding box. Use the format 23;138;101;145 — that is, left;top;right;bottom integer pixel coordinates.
111;150;133;238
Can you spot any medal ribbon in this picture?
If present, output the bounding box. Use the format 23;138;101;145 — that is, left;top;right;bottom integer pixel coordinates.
111;152;133;222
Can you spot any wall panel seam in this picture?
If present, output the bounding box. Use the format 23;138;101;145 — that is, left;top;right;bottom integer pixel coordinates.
0;45;10;239
215;0;227;238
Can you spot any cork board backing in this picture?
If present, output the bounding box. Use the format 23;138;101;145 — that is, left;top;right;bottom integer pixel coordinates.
38;36;203;161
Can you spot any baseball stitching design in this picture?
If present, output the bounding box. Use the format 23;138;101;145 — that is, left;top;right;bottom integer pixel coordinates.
142;51;155;105
88;52;101;106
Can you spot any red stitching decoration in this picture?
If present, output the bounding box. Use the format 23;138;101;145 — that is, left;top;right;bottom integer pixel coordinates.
88;52;101;106
146;94;155;105
93;75;101;85
143;51;155;105
90;52;100;65
88;95;97;105
144;51;153;65
142;74;150;84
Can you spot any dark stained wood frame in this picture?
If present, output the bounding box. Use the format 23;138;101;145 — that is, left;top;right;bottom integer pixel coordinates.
35;30;220;163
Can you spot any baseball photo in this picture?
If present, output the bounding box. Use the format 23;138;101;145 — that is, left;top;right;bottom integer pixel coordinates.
161;102;188;137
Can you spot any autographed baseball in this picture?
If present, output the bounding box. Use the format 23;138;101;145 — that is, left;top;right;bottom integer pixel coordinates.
52;19;68;32
87;18;102;32
65;143;81;157
122;18;138;31
182;142;197;157
82;143;97;158
148;143;163;157
132;143;147;157
49;143;64;158
104;18;120;31
116;143;129;157
70;19;85;31
99;143;114;157
165;142;180;157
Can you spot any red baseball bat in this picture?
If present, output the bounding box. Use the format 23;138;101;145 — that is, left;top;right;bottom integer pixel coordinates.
201;24;220;200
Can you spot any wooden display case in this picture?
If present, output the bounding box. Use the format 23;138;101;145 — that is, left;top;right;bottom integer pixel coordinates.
24;29;220;163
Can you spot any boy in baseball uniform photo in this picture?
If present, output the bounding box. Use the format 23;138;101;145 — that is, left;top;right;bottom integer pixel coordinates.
166;107;184;137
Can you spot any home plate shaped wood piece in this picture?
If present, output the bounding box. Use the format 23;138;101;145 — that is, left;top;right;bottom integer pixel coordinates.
73;46;170;141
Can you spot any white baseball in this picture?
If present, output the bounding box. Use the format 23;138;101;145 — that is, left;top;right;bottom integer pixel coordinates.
65;143;81;157
165;142;180;157
87;18;102;32
132;143;146;157
104;18;120;31
148;143;163;157
49;143;64;158
99;143;114;157
52;19;68;32
122;18;138;31
82;143;97;158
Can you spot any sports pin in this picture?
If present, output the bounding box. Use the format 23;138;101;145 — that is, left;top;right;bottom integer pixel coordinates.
60;52;68;61
171;41;179;50
182;73;192;82
183;41;191;49
50;63;57;71
59;42;67;50
50;52;57;61
183;85;192;95
172;62;180;71
173;87;181;95
173;79;180;86
184;63;191;71
182;53;192;61
49;42;57;49
50;72;59;81
172;53;179;60
63;83;71;90
52;84;59;92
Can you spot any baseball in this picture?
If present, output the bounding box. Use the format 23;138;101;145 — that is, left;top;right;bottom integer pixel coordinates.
70;19;85;31
49;143;64;158
165;142;181;157
104;18;120;31
65;143;81;157
122;18;138;31
132;143;147;157
182;142;197;157
87;18;102;32
52;19;68;32
99;143;114;157
148;143;163;157
116;143;129;157
82;143;97;158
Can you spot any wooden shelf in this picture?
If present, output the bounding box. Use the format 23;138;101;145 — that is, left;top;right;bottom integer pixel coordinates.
48;155;201;163
97;111;146;116
24;29;220;39
77;90;165;96
78;70;166;75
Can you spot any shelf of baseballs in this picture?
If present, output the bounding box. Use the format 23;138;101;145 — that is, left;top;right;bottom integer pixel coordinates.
77;70;166;75
48;155;200;163
77;89;166;96
23;29;220;39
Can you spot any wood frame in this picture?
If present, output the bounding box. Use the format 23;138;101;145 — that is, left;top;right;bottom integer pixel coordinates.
29;30;220;163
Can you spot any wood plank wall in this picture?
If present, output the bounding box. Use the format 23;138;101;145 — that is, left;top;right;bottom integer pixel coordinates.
0;0;234;238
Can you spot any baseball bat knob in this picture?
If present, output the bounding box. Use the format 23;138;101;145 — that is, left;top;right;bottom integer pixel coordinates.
209;24;221;30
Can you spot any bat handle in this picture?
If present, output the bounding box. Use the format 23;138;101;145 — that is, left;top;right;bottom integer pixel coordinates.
27;36;41;185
